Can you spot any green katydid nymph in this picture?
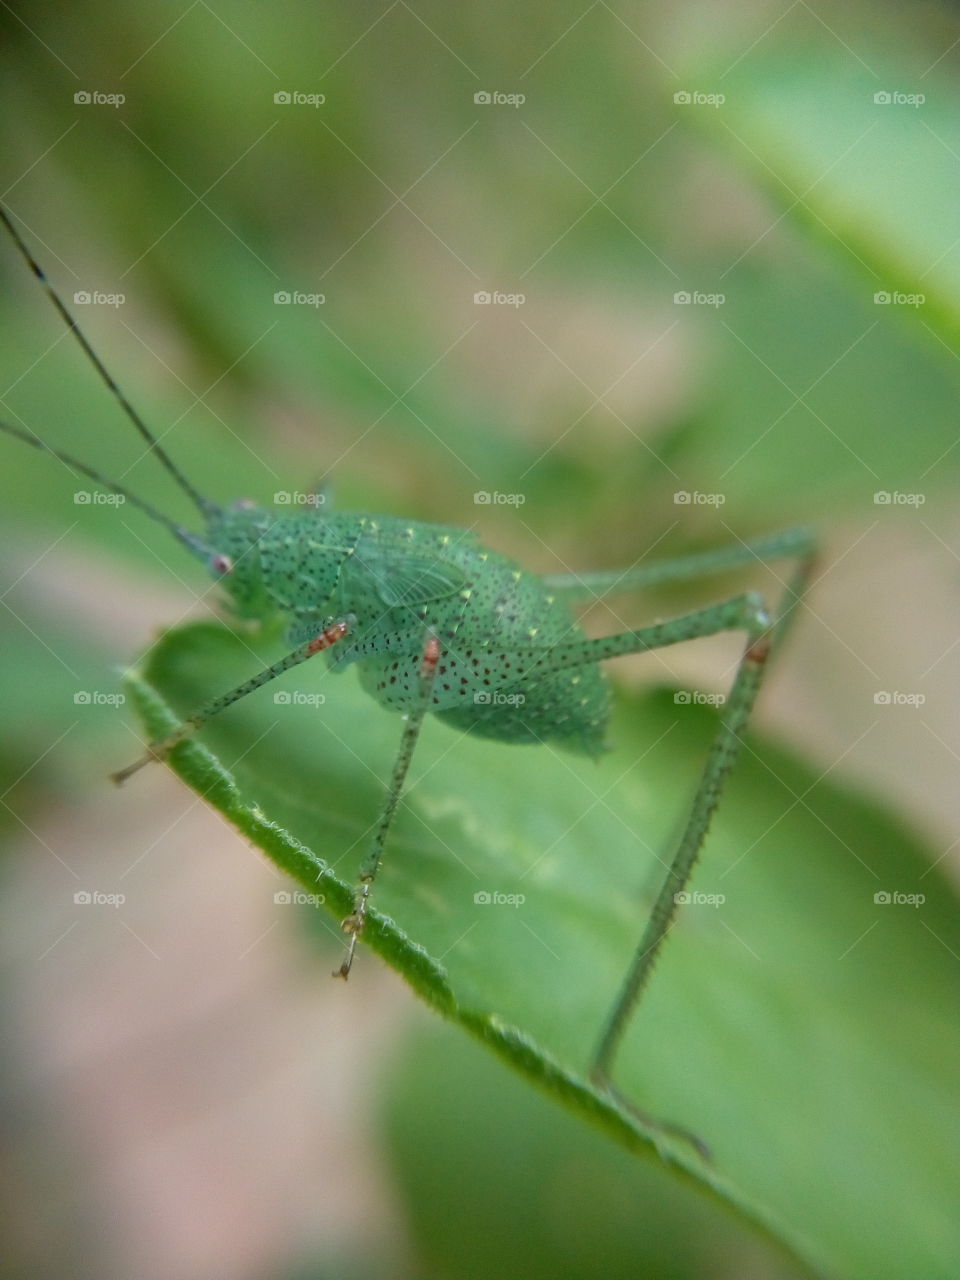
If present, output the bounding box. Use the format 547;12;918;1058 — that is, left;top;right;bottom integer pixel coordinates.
0;204;815;1154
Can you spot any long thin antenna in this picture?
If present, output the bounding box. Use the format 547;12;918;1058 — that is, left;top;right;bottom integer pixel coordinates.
0;204;218;519
0;417;210;557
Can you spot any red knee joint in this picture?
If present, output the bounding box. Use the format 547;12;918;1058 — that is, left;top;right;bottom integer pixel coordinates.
421;634;441;677
307;620;350;655
746;634;771;665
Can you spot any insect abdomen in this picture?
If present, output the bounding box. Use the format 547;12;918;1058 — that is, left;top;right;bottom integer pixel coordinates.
351;541;611;755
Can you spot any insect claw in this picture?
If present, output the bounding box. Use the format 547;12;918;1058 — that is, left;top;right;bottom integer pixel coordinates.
110;753;154;786
332;912;364;979
589;1071;711;1162
110;738;174;785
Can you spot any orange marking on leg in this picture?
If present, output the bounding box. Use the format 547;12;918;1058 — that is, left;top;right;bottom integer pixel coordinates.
307;620;350;656
746;634;771;665
421;634;441;677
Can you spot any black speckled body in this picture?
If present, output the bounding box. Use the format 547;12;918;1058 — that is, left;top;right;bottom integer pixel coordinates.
204;503;610;756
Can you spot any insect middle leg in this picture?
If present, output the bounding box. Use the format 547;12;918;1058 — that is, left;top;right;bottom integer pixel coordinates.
334;630;441;979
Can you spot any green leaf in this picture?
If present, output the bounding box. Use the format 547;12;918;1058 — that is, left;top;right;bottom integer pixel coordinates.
126;621;959;1280
689;48;960;342
384;1022;811;1280
646;47;960;522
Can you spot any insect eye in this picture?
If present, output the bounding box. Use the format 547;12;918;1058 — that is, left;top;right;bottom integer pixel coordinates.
211;553;234;575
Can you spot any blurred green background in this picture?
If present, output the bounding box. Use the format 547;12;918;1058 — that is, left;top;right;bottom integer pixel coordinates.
1;2;958;1278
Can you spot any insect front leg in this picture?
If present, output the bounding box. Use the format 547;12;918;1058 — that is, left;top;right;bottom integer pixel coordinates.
334;630;441;980
111;618;354;784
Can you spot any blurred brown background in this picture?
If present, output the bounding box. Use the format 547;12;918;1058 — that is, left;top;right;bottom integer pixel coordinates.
1;2;958;1277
